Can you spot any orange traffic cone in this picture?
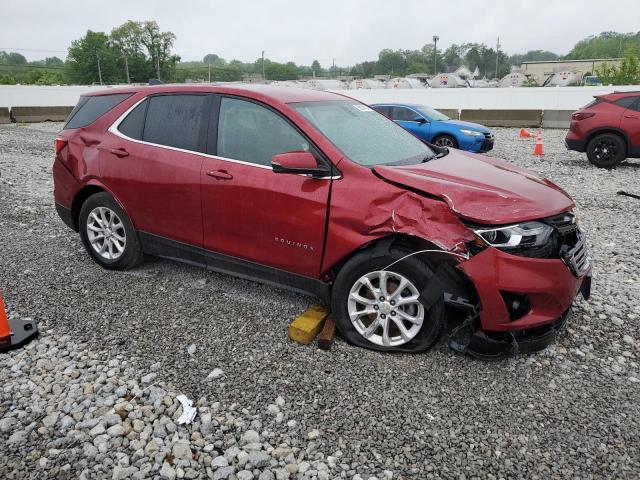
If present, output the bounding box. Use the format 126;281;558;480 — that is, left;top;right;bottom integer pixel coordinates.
533;131;544;156
0;292;38;350
519;128;532;138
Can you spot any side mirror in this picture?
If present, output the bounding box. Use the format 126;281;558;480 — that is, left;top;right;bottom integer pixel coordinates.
272;151;332;178
414;116;427;123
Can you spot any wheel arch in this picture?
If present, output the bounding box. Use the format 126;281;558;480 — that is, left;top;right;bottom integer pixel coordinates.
586;128;629;154
71;183;132;231
326;233;457;283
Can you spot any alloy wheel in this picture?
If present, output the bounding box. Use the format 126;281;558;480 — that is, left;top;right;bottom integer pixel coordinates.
347;270;425;347
593;139;618;163
435;137;455;148
86;207;126;260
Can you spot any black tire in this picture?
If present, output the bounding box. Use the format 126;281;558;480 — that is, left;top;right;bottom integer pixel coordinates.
331;246;445;353
586;133;626;168
433;134;458;149
78;192;143;270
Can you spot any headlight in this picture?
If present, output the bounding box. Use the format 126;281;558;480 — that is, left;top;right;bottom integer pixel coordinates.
474;221;553;249
460;129;484;137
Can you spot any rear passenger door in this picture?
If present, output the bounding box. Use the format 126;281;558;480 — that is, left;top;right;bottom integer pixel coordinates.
100;93;211;251
620;96;640;153
200;96;331;278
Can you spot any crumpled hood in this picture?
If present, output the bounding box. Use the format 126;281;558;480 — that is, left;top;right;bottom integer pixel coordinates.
373;150;574;224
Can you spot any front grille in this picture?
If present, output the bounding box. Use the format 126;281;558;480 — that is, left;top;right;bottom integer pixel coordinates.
483;132;493;139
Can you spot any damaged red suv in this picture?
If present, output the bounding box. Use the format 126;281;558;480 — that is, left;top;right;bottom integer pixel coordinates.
54;85;591;358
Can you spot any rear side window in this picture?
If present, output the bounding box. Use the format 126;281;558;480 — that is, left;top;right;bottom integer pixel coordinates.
118;100;147;140
64;93;132;129
143;94;208;152
372;105;391;117
615;97;638;109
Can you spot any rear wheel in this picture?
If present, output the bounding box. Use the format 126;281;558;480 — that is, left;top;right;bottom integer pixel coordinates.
586;133;626;168
79;192;143;270
331;246;445;352
433;134;458;149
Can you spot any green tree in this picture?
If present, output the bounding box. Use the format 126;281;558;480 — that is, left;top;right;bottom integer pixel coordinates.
65;30;120;84
139;20;180;80
596;48;640;85
567;31;640;59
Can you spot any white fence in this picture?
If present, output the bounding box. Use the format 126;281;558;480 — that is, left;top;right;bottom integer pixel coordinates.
328;85;640;111
1;84;639;110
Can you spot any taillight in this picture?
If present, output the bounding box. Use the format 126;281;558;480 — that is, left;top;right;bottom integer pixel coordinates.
54;137;68;155
571;112;595;121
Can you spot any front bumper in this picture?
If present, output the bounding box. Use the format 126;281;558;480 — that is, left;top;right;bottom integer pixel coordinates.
458;247;591;333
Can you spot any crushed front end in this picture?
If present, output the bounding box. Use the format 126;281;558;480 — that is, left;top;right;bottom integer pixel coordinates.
443;210;592;359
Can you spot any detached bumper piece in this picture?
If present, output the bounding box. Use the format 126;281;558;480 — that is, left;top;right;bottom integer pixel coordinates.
446;298;570;360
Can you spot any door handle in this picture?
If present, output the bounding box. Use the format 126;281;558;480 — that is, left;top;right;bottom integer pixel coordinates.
624;114;638;119
109;148;129;157
206;169;233;180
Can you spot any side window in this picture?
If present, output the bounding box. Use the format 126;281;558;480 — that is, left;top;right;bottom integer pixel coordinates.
372;105;391;118
615;97;638;109
217;97;309;166
391;107;418;122
143;94;208;152
64;93;132;129
117;100;147;140
628;97;640;112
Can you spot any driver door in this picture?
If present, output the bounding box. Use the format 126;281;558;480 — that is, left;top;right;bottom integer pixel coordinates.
200;96;331;277
391;106;430;139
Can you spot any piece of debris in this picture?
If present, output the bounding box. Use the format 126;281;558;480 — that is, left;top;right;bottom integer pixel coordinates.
176;395;197;425
206;368;224;380
317;315;336;351
617;191;640;200
187;343;196;355
288;305;328;345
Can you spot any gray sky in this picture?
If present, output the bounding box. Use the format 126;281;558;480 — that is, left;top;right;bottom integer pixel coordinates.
2;0;638;65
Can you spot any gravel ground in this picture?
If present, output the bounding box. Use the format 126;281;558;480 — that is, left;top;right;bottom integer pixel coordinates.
1;123;639;479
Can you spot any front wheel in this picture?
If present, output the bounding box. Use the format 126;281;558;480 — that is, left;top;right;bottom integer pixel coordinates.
433;134;458;149
586;133;626;168
331;247;445;352
78;192;143;270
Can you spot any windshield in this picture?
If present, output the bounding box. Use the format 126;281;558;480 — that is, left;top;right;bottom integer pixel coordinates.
413;105;450;121
291;100;434;166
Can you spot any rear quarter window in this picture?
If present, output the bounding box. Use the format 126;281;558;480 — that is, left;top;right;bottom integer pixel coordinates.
117;100;148;140
615;97;638;109
64;93;132;129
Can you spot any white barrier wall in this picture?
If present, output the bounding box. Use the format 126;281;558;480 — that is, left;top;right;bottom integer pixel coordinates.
329;85;640;110
1;84;639;110
0;85;117;107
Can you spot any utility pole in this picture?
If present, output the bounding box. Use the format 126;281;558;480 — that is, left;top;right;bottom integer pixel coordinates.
432;35;439;74
208;62;211;83
261;50;266;81
332;58;336;78
495;37;501;80
96;54;103;85
156;48;161;81
124;54;130;84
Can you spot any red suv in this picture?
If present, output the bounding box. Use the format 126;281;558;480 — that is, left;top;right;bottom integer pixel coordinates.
566;91;640;168
54;85;591;358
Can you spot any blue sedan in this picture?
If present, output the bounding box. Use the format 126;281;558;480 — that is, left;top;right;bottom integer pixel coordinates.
371;103;494;153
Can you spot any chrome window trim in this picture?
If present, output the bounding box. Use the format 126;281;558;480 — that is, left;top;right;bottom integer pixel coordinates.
108;96;340;178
